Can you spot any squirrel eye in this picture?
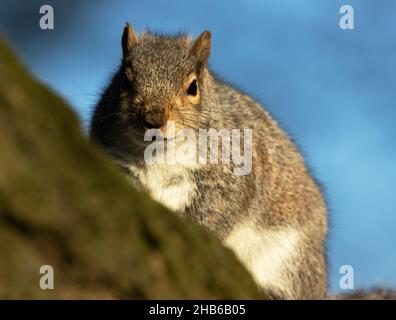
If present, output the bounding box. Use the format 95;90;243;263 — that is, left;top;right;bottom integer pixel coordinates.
186;79;198;96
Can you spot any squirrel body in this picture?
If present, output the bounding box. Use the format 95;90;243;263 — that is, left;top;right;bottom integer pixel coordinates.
90;23;328;299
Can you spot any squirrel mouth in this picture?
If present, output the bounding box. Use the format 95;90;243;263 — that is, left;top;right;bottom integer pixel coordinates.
163;136;178;141
147;134;179;143
159;132;184;142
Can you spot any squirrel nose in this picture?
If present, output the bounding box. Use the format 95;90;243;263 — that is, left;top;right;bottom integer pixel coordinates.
143;105;165;129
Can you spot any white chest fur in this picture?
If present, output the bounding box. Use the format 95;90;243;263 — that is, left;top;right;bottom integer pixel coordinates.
224;223;300;298
127;163;196;212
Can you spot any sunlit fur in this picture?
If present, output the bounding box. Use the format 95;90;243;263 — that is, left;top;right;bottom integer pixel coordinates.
90;24;328;299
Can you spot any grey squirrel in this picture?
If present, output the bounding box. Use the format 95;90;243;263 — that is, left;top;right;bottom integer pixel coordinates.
90;22;328;299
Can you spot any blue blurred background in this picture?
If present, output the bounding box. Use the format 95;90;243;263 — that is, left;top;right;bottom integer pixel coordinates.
1;0;395;293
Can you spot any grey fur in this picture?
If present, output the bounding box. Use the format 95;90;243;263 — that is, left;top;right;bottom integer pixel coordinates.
90;24;328;299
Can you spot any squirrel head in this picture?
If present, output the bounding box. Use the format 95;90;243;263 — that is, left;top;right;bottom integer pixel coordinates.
118;22;212;139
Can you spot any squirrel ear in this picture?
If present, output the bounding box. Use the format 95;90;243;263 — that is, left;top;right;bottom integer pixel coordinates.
190;31;211;67
122;22;138;56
